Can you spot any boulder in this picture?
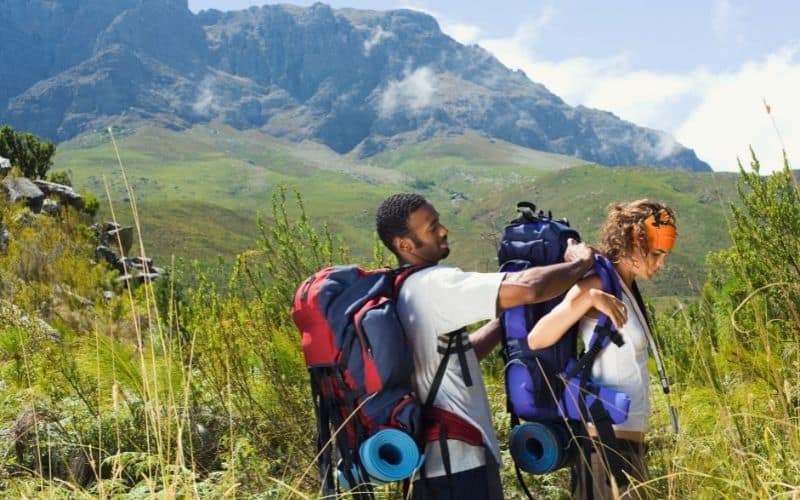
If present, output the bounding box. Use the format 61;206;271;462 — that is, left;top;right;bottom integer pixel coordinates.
2;176;45;213
0;155;10;175
33;180;84;211
91;222;134;255
117;271;162;285
41;198;60;216
96;245;123;271
107;226;133;256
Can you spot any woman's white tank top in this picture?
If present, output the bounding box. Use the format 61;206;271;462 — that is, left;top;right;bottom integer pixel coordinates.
577;279;650;433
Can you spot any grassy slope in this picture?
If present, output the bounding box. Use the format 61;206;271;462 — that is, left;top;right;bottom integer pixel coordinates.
55;124;737;296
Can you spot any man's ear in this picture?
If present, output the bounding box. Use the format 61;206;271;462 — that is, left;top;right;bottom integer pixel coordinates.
393;235;410;254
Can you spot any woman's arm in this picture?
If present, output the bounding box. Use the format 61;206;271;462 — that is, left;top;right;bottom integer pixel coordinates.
527;275;627;350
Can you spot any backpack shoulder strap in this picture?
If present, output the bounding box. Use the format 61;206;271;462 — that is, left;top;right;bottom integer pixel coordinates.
563;255;625;381
392;263;432;290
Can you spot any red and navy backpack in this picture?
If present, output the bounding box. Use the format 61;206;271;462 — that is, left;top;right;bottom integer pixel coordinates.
291;265;481;495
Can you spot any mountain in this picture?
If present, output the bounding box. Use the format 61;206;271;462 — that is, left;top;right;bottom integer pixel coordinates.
1;0;711;171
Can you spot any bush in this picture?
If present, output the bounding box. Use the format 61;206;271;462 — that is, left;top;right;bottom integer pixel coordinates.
81;193;100;217
48;170;72;186
0;125;55;179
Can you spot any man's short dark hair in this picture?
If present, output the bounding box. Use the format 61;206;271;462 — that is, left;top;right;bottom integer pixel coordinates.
375;193;427;255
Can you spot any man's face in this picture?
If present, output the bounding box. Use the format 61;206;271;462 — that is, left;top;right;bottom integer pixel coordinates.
400;202;450;264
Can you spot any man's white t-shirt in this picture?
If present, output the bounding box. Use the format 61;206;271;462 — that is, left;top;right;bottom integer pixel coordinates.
396;265;505;477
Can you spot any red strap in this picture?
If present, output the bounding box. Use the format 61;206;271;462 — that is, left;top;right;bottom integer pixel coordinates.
393;264;433;291
424;407;483;446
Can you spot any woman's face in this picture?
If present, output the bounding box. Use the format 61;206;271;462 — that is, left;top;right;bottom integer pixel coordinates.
635;247;670;280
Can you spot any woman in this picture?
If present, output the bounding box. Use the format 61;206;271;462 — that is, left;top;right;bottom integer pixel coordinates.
527;199;677;499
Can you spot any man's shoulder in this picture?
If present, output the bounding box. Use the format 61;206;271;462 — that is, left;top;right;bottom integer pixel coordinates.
405;264;463;282
404;265;504;291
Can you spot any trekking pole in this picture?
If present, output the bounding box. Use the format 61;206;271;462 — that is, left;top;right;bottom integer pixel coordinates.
644;322;679;434
627;282;679;435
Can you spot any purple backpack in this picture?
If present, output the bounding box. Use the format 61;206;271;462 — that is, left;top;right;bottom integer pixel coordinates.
498;203;631;491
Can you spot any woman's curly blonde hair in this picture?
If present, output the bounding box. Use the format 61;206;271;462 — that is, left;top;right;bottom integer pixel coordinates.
598;199;677;264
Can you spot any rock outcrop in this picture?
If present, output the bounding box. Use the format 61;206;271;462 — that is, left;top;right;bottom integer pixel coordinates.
33;180;84;211
2;176;45;212
91;222;166;284
0;155;11;175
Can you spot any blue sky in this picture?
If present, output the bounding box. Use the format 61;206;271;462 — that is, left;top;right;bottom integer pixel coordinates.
188;1;800;173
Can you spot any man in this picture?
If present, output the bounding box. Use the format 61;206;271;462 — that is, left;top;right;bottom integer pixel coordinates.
375;193;626;500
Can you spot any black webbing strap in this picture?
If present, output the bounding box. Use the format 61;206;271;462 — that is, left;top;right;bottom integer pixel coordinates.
587;397;629;488
420;328;473;500
310;373;335;498
575;373;596;500
323;329;374;498
573;365;628;498
425;334;452;410
563;325;624;382
439;424;456;498
434;327;471;390
629;281;650;327
506;411;536;500
455;331;473;387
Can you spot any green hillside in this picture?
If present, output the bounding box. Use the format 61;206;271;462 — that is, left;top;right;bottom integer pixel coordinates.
55;124;737;296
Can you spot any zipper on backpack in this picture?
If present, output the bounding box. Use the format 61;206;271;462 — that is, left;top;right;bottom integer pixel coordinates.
354;320;374;359
299;277;314;302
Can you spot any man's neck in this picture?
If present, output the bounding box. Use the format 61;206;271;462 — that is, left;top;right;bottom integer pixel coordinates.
397;256;437;268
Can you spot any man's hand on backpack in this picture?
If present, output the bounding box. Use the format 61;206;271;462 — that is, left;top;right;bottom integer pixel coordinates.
564;238;594;272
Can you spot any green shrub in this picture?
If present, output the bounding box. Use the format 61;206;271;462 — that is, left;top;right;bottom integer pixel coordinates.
0;124;55;179
47;170;72;186
81;193;100;217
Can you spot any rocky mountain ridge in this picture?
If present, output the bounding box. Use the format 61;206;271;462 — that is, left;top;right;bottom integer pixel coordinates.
0;0;711;171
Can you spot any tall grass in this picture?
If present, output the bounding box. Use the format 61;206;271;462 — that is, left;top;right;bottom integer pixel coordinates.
648;151;800;498
0;135;348;497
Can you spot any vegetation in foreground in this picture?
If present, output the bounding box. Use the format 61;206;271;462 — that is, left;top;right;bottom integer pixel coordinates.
0;146;797;498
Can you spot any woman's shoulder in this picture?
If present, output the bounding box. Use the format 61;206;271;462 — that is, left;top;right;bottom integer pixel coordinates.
576;272;604;292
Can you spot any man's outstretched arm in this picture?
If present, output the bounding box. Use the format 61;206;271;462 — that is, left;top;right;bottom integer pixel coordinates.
496;239;594;312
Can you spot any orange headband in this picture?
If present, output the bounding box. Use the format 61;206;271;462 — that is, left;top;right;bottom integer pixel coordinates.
642;208;677;252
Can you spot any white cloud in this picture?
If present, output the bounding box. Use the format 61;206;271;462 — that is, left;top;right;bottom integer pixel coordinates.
676;45;800;172
440;20;482;45
193;76;219;116
476;15;799;173
392;4;484;45
364;25;394;55
479;7;553;58
379;66;438;116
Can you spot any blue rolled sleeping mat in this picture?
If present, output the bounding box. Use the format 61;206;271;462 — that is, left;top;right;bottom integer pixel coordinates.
336;428;424;489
